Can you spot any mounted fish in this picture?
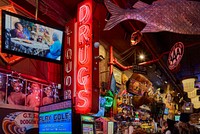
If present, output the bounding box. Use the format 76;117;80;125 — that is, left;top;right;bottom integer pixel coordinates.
104;0;200;35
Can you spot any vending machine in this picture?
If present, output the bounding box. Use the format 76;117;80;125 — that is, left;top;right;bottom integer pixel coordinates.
73;114;95;134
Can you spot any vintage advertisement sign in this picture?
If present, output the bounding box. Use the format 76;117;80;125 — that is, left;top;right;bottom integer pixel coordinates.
168;42;184;70
0;108;38;134
75;0;93;114
133;64;147;75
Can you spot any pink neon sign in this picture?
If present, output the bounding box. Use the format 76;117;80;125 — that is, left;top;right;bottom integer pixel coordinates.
76;0;92;114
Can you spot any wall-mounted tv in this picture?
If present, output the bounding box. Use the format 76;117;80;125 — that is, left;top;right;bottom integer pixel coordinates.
1;10;64;64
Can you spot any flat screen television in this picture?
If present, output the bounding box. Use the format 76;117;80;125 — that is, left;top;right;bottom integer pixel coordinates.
1;10;64;64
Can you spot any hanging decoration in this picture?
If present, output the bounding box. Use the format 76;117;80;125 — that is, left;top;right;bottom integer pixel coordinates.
104;0;200;35
182;77;199;109
168;42;184;71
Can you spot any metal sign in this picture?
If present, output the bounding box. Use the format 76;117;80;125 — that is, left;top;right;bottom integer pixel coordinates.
132;64;147;75
168;42;184;70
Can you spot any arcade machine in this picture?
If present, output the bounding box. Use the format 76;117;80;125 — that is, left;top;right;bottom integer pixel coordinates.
39;100;72;134
95;117;117;134
73;114;95;134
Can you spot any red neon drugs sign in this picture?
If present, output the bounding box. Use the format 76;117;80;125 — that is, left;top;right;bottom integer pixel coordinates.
75;0;92;114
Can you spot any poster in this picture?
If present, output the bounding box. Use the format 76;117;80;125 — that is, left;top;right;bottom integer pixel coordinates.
0;107;38;134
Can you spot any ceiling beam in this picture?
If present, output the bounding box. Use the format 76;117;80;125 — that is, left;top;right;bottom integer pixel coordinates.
10;0;65;28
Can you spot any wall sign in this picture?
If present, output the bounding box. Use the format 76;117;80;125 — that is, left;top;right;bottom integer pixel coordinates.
0;108;38;134
132;64;147;75
168;42;184;70
64;19;76;100
75;0;93;114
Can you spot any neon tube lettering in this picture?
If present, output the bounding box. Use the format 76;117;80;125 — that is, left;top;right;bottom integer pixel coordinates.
65;76;72;87
65;48;72;59
65;62;72;73
76;1;92;113
79;45;89;64
77;67;89;85
79;5;90;24
79;25;90;44
77;89;89;107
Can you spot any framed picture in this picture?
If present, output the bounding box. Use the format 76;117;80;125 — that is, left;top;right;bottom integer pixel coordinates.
113;67;122;85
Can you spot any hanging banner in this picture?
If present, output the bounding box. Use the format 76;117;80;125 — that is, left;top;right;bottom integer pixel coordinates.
168;42;184;71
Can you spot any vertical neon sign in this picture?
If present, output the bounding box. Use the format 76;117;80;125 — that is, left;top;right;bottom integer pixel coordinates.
76;0;92;114
64;19;76;100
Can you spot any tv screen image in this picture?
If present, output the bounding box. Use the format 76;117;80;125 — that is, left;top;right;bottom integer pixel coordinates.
39;108;72;134
1;10;64;64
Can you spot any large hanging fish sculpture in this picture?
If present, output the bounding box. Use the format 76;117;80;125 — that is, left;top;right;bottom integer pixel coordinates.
104;0;200;35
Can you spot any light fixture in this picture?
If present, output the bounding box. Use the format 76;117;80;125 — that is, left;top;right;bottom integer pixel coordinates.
182;77;197;92
187;88;198;99
94;42;100;48
191;96;200;109
139;54;145;60
182;77;199;108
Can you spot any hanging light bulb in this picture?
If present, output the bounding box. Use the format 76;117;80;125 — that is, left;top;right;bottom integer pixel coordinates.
139;54;145;60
